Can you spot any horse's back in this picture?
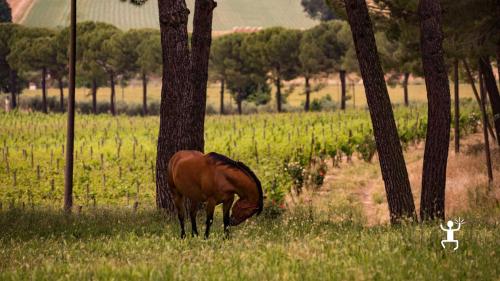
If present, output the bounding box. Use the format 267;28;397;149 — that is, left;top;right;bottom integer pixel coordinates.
169;150;212;202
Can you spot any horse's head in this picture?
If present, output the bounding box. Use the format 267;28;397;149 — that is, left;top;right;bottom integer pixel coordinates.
229;199;260;226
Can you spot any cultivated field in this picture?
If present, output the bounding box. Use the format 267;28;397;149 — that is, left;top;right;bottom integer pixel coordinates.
1;104;499;280
21;0;317;31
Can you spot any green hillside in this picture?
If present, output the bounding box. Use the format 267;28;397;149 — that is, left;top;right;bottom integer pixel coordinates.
22;0;318;31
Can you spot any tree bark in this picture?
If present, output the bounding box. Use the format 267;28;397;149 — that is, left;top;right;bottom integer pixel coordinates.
110;73;115;116
237;95;242;115
344;0;417;223
42;67;47;114
479;57;500;146
58;78;64;112
155;0;215;212
9;69;17;109
304;76;311;111
190;0;216;150
340;70;346;110
64;0;76;213
92;78;97;114
454;60;459;153
419;0;451;221
276;74;282;112
220;79;224;114
479;64;494;187
463;59;497;141
403;72;410;107
142;72;148;116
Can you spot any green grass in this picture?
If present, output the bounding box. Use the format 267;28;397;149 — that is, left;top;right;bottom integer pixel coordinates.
1;205;499;280
0;102;497;280
22;0;318;31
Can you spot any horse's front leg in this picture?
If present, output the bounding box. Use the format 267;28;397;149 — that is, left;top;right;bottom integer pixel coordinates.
223;195;235;238
189;200;199;237
174;195;186;239
204;199;216;239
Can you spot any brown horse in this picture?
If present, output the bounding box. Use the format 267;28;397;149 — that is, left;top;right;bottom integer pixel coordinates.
168;151;263;238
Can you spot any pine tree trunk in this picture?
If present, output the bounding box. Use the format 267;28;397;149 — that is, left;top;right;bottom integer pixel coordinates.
220;79;224;115
142;72;148;116
92;79;97;114
190;0;216;150
304;76;311;111
403;72;410;106
110;73;115;116
237;95;242;115
344;0;416;223
340;70;346;110
276;74;282;112
419;0;451;221
155;0;215;212
58;78;64;112
479;65;494;186
463;59;497;141
9;69;17;109
454;59;460;153
41;67;47;114
479;57;500;146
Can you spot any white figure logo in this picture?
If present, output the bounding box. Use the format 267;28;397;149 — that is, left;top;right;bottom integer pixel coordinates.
440;217;464;251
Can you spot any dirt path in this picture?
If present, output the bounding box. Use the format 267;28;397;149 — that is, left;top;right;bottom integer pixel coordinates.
318;132;499;226
7;0;35;23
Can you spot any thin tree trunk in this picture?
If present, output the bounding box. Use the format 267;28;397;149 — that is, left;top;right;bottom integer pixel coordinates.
9;70;17;109
110;73;115;116
304;76;311;111
42;67;47;114
340;70;346;110
58;78;64;112
454;60;459;153
190;0;216;151
237;95;242;115
419;0;451;221
344;0;417;223
403;72;410;106
479;64;494;187
142;72;148;116
479;56;500;146
276;74;282;112
64;0;76;212
497;46;500;90
220;79;224;114
92;79;97;114
463;59;497;141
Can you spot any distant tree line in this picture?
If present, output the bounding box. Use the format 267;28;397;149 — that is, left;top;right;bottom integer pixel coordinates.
0;22;161;115
2;19;430;116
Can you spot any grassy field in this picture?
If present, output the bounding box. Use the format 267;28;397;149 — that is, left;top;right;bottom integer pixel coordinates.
1;205;499;280
1;103;498;279
22;0;317;31
19;82;478;111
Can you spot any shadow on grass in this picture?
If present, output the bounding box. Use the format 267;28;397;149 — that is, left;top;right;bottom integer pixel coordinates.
0;207;177;240
0;205;366;241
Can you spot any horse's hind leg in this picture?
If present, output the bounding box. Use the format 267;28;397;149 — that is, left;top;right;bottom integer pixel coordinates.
204;199;216;239
173;195;186;239
189;201;199;237
222;195;235;238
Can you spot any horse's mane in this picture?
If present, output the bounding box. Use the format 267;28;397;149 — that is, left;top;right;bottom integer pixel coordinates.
207;152;263;215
